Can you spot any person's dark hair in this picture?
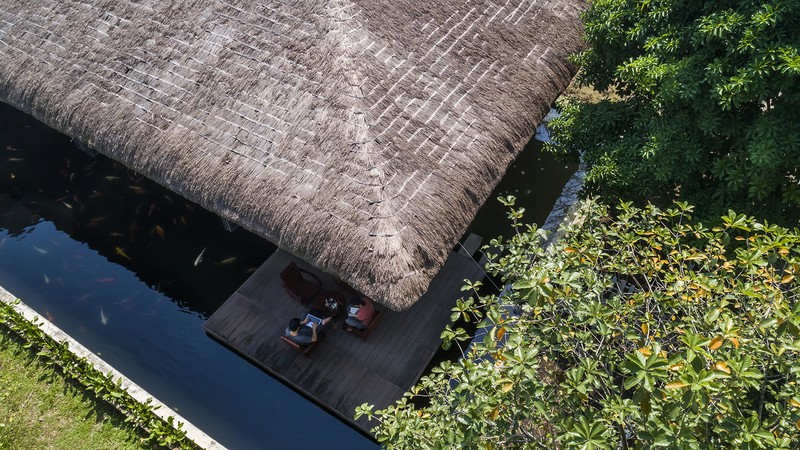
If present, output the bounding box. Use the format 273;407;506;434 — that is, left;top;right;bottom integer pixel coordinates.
289;318;301;331
349;295;365;307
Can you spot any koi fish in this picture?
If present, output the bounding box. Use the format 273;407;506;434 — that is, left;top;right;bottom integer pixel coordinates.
7;157;23;162
217;256;239;265
79;291;96;301
100;308;109;326
86;216;109;226
96;277;115;283
62;201;73;209
152;225;165;239
33;245;48;254
83;159;99;170
194;247;206;266
45;309;55;323
156;280;171;292
115;246;131;260
42;274;50;285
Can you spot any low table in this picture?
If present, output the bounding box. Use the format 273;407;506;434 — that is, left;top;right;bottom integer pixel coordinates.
310;290;345;318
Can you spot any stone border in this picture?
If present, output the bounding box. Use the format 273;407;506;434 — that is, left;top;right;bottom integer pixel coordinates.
536;107;587;247
0;285;226;450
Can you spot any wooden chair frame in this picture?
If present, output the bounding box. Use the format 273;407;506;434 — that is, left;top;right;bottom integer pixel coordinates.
280;261;322;305
345;310;382;342
280;335;316;355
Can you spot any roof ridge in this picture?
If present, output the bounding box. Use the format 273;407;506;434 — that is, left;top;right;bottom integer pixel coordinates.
325;0;414;248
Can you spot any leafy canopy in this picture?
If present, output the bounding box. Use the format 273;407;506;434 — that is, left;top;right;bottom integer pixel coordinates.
546;0;800;223
357;199;800;449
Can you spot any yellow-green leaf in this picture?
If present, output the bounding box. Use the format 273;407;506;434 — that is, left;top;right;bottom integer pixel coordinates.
665;381;689;389
714;361;731;374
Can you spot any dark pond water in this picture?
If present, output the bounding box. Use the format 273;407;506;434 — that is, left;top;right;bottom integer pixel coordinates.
0;101;574;449
468;126;577;244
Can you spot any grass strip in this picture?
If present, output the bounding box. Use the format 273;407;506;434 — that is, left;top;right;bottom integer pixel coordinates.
0;324;152;449
0;299;196;449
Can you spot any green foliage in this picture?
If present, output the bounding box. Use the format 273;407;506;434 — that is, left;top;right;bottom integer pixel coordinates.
0;300;196;449
359;200;800;449
546;0;800;223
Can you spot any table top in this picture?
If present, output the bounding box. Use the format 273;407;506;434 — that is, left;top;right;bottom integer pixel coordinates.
311;289;345;317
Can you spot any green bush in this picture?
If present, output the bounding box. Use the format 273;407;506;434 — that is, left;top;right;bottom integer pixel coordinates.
358;199;800;449
547;0;800;223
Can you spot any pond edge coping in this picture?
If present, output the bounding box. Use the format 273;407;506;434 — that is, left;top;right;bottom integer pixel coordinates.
0;285;226;450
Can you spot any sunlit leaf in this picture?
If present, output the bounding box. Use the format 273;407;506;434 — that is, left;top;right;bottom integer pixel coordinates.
709;336;724;351
714;361;731;374
665;381;689;389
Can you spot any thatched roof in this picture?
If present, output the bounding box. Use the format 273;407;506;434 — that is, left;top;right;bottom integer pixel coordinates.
0;0;586;310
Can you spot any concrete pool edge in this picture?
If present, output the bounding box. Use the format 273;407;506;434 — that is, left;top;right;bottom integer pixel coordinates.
0;285;226;450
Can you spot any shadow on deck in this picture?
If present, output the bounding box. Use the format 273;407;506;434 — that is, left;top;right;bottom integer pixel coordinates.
203;248;485;435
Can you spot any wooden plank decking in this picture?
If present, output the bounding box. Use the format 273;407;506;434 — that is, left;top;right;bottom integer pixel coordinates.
203;248;485;435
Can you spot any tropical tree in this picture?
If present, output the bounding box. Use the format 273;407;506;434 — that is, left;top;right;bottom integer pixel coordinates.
546;0;800;223
357;199;800;449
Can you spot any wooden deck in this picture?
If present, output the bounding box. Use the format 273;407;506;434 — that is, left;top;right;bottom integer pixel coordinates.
203;248;485;435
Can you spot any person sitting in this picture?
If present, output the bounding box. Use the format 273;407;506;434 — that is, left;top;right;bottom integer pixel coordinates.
284;314;331;346
345;295;376;331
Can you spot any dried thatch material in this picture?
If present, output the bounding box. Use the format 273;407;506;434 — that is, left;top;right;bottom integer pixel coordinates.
0;0;586;310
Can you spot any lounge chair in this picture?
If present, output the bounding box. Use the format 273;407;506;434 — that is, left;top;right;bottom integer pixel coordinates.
345;310;382;342
280;335;316;355
280;261;322;305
